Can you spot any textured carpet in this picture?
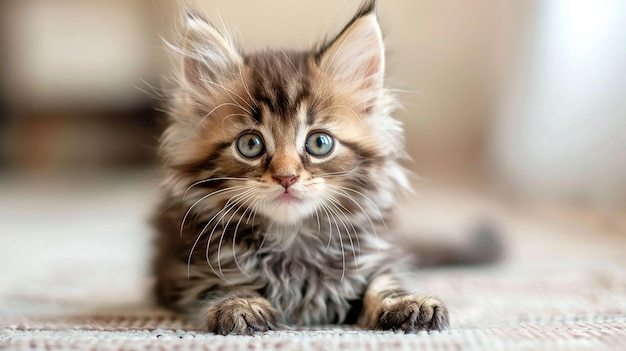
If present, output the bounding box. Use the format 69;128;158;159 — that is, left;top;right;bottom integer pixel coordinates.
1;176;625;350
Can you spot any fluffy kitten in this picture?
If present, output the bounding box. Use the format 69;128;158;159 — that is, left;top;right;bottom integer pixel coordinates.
154;0;449;335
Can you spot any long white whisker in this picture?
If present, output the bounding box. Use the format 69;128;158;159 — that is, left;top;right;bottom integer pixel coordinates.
183;177;248;200
331;208;346;283
323;189;365;236
187;187;252;278
319;200;345;283
180;185;248;237
321;193;361;255
201;79;254;111
314;161;363;178
253;198;271;256
314;104;361;120
313;202;321;235
249;195;265;229
231;194;260;276
329;185;388;232
327;185;386;255
217;189;258;279
205;188;257;280
200;102;251;124
320;194;359;272
187;198;234;276
312;197;333;258
221;113;251;131
238;66;255;103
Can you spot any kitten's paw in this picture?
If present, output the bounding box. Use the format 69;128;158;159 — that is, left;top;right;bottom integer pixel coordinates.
207;297;279;335
376;295;449;333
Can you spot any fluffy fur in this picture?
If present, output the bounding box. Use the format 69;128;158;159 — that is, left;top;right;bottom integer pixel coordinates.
154;0;449;334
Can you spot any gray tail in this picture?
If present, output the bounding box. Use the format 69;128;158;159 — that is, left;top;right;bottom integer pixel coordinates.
410;222;504;267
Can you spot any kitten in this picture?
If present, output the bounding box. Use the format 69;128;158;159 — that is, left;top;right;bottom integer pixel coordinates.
154;0;449;335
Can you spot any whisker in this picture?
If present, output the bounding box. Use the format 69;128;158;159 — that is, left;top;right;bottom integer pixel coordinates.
231;194;260;276
253;199;271;256
199;102;251;124
326;185;386;255
312;197;333;259
313;202;322;235
183;177;249;200
186;187;252;279
322;189;365;237
248;195;265;230
216;189;258;279
201;79;254;111
319;200;345;283
320;194;359;272
221;113;251;131
205;188;257;281
314;104;361;120
328;185;388;232
238;66;255;104
180;185;248;237
314;161;363;178
321;193;361;253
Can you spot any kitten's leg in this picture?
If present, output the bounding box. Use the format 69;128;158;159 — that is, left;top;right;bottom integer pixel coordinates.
157;276;278;335
202;291;280;335
357;273;449;332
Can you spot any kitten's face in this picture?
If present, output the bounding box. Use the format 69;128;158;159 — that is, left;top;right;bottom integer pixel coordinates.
163;8;405;225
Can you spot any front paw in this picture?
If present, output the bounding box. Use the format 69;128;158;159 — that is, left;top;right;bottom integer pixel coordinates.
376;295;449;333
207;297;279;335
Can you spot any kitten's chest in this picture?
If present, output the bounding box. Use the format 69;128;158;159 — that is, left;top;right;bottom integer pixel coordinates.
254;231;376;325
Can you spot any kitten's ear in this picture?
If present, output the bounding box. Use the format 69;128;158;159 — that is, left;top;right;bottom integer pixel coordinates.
316;0;384;88
181;9;243;86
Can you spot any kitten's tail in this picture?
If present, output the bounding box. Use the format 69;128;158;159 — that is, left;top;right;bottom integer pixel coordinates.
411;222;504;267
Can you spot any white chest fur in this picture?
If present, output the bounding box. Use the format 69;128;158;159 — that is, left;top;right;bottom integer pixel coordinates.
255;225;386;325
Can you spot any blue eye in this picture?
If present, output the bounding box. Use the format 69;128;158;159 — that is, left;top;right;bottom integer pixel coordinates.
305;132;334;157
236;133;265;158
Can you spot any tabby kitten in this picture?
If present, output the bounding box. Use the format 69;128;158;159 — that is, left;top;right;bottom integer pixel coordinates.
154;0;449;335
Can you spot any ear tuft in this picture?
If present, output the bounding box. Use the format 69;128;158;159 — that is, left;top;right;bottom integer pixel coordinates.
179;8;242;88
354;0;377;18
317;1;384;88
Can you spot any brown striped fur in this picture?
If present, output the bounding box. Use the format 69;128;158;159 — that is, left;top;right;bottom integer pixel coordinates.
154;0;449;335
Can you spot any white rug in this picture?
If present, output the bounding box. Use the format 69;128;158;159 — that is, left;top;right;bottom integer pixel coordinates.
1;175;624;350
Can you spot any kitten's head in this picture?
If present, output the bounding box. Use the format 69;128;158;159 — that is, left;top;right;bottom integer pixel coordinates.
162;0;409;226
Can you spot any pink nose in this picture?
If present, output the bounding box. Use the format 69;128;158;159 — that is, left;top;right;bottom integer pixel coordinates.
273;175;299;188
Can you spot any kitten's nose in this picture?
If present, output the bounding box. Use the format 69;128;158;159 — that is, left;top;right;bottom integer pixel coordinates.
273;175;299;189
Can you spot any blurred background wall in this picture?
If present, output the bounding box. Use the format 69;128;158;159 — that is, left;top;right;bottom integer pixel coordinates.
0;0;624;209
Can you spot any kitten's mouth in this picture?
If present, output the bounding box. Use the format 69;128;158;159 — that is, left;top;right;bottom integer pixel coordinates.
261;188;315;223
276;191;299;203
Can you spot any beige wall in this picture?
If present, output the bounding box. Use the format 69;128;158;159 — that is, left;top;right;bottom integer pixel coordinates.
2;0;516;178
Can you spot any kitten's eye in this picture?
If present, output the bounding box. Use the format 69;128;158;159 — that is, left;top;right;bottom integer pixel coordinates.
305;132;334;157
236;133;265;158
